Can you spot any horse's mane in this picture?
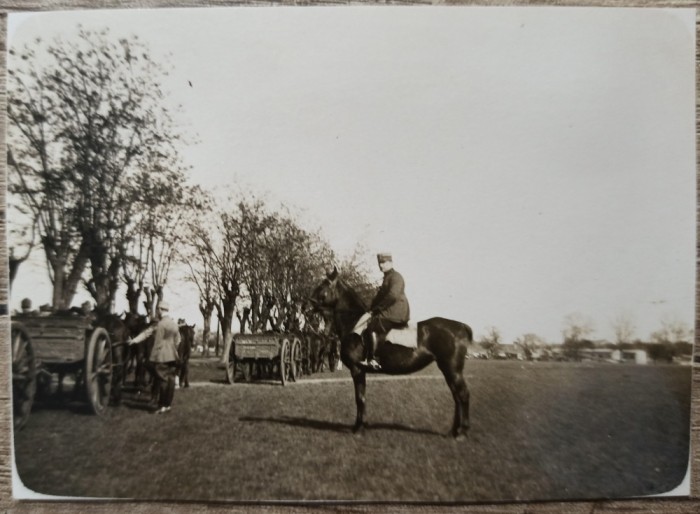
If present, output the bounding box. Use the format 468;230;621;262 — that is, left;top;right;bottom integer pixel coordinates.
336;279;374;313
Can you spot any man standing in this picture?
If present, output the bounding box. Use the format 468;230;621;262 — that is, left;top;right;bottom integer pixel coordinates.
128;301;181;413
361;253;410;370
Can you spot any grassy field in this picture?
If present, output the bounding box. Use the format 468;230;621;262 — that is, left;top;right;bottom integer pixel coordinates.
13;359;691;503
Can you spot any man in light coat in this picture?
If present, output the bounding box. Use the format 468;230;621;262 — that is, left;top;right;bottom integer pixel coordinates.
128;301;181;413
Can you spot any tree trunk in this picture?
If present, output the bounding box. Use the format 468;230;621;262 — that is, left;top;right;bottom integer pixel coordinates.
48;240;89;311
218;302;235;366
199;303;214;357
125;278;142;314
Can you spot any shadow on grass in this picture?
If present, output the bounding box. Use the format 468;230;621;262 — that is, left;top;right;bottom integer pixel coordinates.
119;398;158;412
31;398;95;416
240;415;444;437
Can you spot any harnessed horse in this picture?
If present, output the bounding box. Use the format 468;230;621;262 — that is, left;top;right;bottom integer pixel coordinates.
122;312;153;391
177;322;195;388
311;268;473;439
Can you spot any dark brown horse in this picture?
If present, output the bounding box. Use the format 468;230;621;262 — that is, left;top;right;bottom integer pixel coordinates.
122;312;153;391
177;322;195;388
311;268;473;439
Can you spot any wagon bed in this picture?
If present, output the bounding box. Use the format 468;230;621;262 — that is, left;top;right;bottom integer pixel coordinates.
226;333;303;386
14;313;92;364
12;313;119;420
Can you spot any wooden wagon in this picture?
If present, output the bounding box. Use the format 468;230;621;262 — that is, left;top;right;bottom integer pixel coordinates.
11;322;37;430
11;313;124;428
225;333;304;386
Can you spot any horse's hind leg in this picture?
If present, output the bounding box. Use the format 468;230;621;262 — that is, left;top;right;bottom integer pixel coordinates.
439;363;470;439
351;370;367;434
452;374;470;438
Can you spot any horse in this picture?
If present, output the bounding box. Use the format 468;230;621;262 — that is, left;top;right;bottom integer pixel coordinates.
122;312;153;392
311;268;473;439
306;331;336;373
177;322;195;388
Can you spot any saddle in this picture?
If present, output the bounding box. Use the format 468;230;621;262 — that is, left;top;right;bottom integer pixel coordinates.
352;313;417;349
385;326;418;349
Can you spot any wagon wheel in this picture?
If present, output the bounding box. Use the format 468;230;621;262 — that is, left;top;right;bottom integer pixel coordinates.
279;337;292;386
12;322;36;431
85;328;112;416
291;337;303;382
226;341;237;384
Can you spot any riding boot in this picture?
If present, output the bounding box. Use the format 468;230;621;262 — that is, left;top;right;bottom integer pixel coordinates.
361;332;382;371
359;331;377;369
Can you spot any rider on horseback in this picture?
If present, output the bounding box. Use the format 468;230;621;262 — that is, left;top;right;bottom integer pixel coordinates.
360;253;410;371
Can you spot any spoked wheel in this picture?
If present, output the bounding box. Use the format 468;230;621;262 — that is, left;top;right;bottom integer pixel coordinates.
85;328;112;416
12;322;36;431
279;337;293;386
291;336;303;382
226;342;237;384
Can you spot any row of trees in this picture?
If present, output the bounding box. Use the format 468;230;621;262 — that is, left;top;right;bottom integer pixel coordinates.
8;28;195;317
478;313;693;362
182;192;372;359
7;28;372;360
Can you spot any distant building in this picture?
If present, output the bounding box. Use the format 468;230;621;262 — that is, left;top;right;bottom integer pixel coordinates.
578;348;647;365
499;344;525;360
618;349;648;365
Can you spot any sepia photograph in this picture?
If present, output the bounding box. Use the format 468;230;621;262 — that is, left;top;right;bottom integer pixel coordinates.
6;5;695;503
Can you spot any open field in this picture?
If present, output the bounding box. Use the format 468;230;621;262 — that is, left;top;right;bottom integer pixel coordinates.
13;360;691;503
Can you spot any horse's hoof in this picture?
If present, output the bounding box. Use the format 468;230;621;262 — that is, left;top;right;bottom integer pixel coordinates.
450;428;468;441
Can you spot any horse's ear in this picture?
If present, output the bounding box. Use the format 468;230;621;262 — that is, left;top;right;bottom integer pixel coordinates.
326;266;338;282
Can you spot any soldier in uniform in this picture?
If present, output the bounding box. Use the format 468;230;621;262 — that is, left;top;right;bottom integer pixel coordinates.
360;253;410;370
128;301;181;413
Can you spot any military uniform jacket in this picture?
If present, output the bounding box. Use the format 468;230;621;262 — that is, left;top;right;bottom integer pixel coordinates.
371;269;410;323
132;316;181;363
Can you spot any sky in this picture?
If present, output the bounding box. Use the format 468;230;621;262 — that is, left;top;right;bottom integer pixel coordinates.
6;6;697;344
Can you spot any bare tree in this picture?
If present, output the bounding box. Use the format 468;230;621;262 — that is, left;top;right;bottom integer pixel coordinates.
650;316;692;344
121;171;199;319
515;333;545;360
562;312;595;360
8;27;187;313
562;312;594;343
479;326;502;358
181;190;219;355
611;313;636;346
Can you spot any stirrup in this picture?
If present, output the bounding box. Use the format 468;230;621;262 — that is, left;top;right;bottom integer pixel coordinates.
359;359;381;371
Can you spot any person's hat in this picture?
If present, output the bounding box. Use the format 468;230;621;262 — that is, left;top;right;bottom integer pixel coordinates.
158;301;170;311
377;252;393;263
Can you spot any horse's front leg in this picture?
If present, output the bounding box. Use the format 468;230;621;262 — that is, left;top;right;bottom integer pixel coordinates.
351;370;367;434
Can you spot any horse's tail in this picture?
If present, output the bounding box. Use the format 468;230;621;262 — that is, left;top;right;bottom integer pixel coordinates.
460;323;473;344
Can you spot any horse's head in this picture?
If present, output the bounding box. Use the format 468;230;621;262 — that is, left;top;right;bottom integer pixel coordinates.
122;312;151;337
310;267;341;313
179;323;195;343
